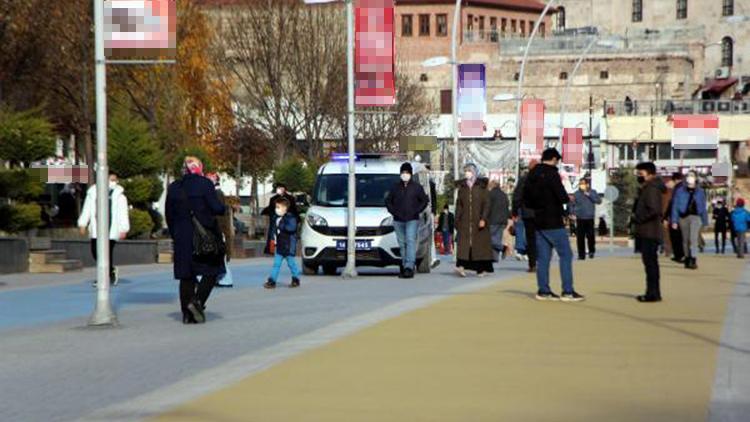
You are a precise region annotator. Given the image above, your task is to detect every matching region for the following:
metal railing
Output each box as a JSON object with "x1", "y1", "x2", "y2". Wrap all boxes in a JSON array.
[
  {"x1": 463, "y1": 29, "x2": 539, "y2": 43},
  {"x1": 604, "y1": 99, "x2": 750, "y2": 116}
]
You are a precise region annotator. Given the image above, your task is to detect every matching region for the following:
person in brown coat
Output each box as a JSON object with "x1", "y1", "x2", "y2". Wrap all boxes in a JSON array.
[{"x1": 454, "y1": 163, "x2": 493, "y2": 277}]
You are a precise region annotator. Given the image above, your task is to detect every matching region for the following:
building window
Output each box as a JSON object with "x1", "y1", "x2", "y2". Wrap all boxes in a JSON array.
[
  {"x1": 513, "y1": 72, "x2": 520, "y2": 81},
  {"x1": 559, "y1": 72, "x2": 568, "y2": 80},
  {"x1": 501, "y1": 18, "x2": 507, "y2": 35},
  {"x1": 467, "y1": 14, "x2": 474, "y2": 31},
  {"x1": 419, "y1": 14, "x2": 430, "y2": 36},
  {"x1": 600, "y1": 70, "x2": 609, "y2": 79},
  {"x1": 440, "y1": 90, "x2": 452, "y2": 114},
  {"x1": 676, "y1": 0, "x2": 687, "y2": 19},
  {"x1": 511, "y1": 19, "x2": 516, "y2": 34},
  {"x1": 540, "y1": 22, "x2": 545, "y2": 37},
  {"x1": 479, "y1": 16, "x2": 485, "y2": 38},
  {"x1": 402, "y1": 14, "x2": 413, "y2": 37},
  {"x1": 520, "y1": 20, "x2": 526, "y2": 37},
  {"x1": 436, "y1": 14, "x2": 448, "y2": 36},
  {"x1": 557, "y1": 7, "x2": 566, "y2": 31},
  {"x1": 723, "y1": 0, "x2": 734, "y2": 16},
  {"x1": 632, "y1": 0, "x2": 643, "y2": 22},
  {"x1": 722, "y1": 36, "x2": 734, "y2": 67},
  {"x1": 490, "y1": 17, "x2": 498, "y2": 41},
  {"x1": 420, "y1": 73, "x2": 428, "y2": 82}
]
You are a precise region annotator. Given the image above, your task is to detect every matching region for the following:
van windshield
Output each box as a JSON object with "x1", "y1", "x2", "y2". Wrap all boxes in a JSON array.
[{"x1": 313, "y1": 174, "x2": 401, "y2": 207}]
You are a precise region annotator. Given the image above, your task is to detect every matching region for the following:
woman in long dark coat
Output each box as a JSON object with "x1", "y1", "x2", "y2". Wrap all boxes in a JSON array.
[
  {"x1": 454, "y1": 163, "x2": 494, "y2": 277},
  {"x1": 165, "y1": 157, "x2": 226, "y2": 324}
]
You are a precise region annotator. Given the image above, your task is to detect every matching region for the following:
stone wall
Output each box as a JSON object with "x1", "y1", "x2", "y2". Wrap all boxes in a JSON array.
[{"x1": 0, "y1": 238, "x2": 29, "y2": 274}]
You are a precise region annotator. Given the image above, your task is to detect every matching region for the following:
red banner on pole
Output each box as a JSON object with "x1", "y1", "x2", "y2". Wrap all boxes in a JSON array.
[
  {"x1": 562, "y1": 127, "x2": 584, "y2": 169},
  {"x1": 355, "y1": 0, "x2": 396, "y2": 107},
  {"x1": 520, "y1": 99, "x2": 544, "y2": 158}
]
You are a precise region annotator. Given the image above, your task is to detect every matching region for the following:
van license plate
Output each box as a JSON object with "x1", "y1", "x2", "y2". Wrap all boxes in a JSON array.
[{"x1": 336, "y1": 239, "x2": 372, "y2": 251}]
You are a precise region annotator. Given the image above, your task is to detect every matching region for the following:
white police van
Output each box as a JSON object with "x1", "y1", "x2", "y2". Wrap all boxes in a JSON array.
[{"x1": 301, "y1": 154, "x2": 434, "y2": 275}]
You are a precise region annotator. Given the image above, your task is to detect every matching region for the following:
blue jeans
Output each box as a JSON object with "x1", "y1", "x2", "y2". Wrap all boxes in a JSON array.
[
  {"x1": 270, "y1": 253, "x2": 301, "y2": 281},
  {"x1": 535, "y1": 228, "x2": 574, "y2": 294},
  {"x1": 393, "y1": 220, "x2": 418, "y2": 270},
  {"x1": 442, "y1": 230, "x2": 452, "y2": 254},
  {"x1": 514, "y1": 219, "x2": 527, "y2": 253}
]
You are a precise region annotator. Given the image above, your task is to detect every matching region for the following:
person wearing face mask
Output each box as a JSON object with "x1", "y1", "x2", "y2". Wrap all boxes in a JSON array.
[
  {"x1": 670, "y1": 171, "x2": 708, "y2": 269},
  {"x1": 262, "y1": 183, "x2": 298, "y2": 255},
  {"x1": 78, "y1": 172, "x2": 130, "y2": 286},
  {"x1": 523, "y1": 148, "x2": 584, "y2": 302},
  {"x1": 454, "y1": 163, "x2": 493, "y2": 277},
  {"x1": 264, "y1": 197, "x2": 301, "y2": 288},
  {"x1": 437, "y1": 204, "x2": 455, "y2": 255},
  {"x1": 571, "y1": 178, "x2": 602, "y2": 260},
  {"x1": 664, "y1": 173, "x2": 685, "y2": 262},
  {"x1": 712, "y1": 199, "x2": 730, "y2": 254},
  {"x1": 632, "y1": 162, "x2": 666, "y2": 302},
  {"x1": 385, "y1": 162, "x2": 429, "y2": 278}
]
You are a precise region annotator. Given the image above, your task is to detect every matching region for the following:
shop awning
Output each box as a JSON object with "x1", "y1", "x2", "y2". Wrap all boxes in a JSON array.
[{"x1": 699, "y1": 77, "x2": 738, "y2": 95}]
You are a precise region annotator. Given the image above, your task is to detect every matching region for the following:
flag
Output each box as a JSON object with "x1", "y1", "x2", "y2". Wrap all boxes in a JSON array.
[
  {"x1": 457, "y1": 64, "x2": 487, "y2": 137},
  {"x1": 521, "y1": 99, "x2": 545, "y2": 154},
  {"x1": 355, "y1": 0, "x2": 395, "y2": 106},
  {"x1": 671, "y1": 115, "x2": 719, "y2": 150},
  {"x1": 562, "y1": 128, "x2": 584, "y2": 169}
]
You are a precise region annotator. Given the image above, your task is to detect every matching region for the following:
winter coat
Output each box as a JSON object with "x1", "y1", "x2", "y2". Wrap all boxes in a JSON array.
[
  {"x1": 385, "y1": 180, "x2": 429, "y2": 222},
  {"x1": 455, "y1": 178, "x2": 493, "y2": 261},
  {"x1": 522, "y1": 163, "x2": 570, "y2": 231},
  {"x1": 215, "y1": 189, "x2": 234, "y2": 259},
  {"x1": 77, "y1": 184, "x2": 130, "y2": 240},
  {"x1": 262, "y1": 192, "x2": 298, "y2": 254},
  {"x1": 670, "y1": 184, "x2": 708, "y2": 226},
  {"x1": 512, "y1": 174, "x2": 535, "y2": 220},
  {"x1": 438, "y1": 211, "x2": 455, "y2": 233},
  {"x1": 633, "y1": 178, "x2": 666, "y2": 240},
  {"x1": 713, "y1": 207, "x2": 730, "y2": 231},
  {"x1": 487, "y1": 187, "x2": 510, "y2": 226},
  {"x1": 731, "y1": 207, "x2": 750, "y2": 233},
  {"x1": 274, "y1": 213, "x2": 298, "y2": 257},
  {"x1": 571, "y1": 189, "x2": 602, "y2": 220},
  {"x1": 165, "y1": 174, "x2": 226, "y2": 280}
]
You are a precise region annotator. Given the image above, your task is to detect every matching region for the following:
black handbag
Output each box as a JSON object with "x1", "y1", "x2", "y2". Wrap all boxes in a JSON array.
[{"x1": 180, "y1": 183, "x2": 225, "y2": 260}]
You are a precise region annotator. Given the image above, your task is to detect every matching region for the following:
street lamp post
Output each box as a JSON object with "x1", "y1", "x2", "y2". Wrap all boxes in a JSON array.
[{"x1": 515, "y1": 0, "x2": 557, "y2": 180}]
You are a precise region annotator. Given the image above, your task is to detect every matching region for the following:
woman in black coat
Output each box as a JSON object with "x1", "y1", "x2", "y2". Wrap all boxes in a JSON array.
[{"x1": 165, "y1": 157, "x2": 226, "y2": 324}]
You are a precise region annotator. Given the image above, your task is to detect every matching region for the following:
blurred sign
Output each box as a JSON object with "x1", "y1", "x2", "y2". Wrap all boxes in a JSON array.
[
  {"x1": 104, "y1": 0, "x2": 176, "y2": 58},
  {"x1": 457, "y1": 64, "x2": 487, "y2": 137},
  {"x1": 562, "y1": 128, "x2": 584, "y2": 169},
  {"x1": 355, "y1": 0, "x2": 395, "y2": 106},
  {"x1": 671, "y1": 115, "x2": 719, "y2": 150},
  {"x1": 400, "y1": 136, "x2": 437, "y2": 152},
  {"x1": 520, "y1": 99, "x2": 544, "y2": 155}
]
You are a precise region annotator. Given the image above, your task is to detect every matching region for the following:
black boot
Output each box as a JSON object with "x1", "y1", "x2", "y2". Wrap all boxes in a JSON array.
[
  {"x1": 264, "y1": 277, "x2": 277, "y2": 289},
  {"x1": 290, "y1": 277, "x2": 300, "y2": 288},
  {"x1": 689, "y1": 257, "x2": 698, "y2": 269}
]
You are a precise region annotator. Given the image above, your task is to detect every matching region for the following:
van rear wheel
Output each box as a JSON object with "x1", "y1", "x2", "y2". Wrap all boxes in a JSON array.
[{"x1": 322, "y1": 264, "x2": 338, "y2": 276}]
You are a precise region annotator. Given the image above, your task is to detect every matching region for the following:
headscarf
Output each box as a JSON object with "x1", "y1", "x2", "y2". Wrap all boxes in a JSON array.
[
  {"x1": 463, "y1": 163, "x2": 478, "y2": 189},
  {"x1": 183, "y1": 156, "x2": 204, "y2": 176}
]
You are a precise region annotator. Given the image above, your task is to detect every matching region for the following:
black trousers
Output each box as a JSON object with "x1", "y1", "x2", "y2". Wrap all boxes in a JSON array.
[
  {"x1": 669, "y1": 226, "x2": 684, "y2": 260},
  {"x1": 179, "y1": 275, "x2": 217, "y2": 319},
  {"x1": 715, "y1": 227, "x2": 727, "y2": 254},
  {"x1": 90, "y1": 239, "x2": 116, "y2": 276},
  {"x1": 576, "y1": 219, "x2": 596, "y2": 258},
  {"x1": 640, "y1": 237, "x2": 661, "y2": 298},
  {"x1": 523, "y1": 218, "x2": 537, "y2": 269}
]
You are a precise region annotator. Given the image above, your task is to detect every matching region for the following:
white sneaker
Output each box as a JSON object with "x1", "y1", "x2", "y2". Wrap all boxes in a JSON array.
[
  {"x1": 514, "y1": 253, "x2": 523, "y2": 261},
  {"x1": 454, "y1": 266, "x2": 467, "y2": 277}
]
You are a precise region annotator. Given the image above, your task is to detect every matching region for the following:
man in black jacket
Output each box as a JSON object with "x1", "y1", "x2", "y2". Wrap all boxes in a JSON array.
[
  {"x1": 523, "y1": 148, "x2": 584, "y2": 302},
  {"x1": 633, "y1": 162, "x2": 665, "y2": 302},
  {"x1": 386, "y1": 162, "x2": 429, "y2": 278},
  {"x1": 512, "y1": 160, "x2": 538, "y2": 272}
]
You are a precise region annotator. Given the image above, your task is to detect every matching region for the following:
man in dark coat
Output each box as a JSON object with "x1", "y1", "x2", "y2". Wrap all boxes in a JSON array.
[
  {"x1": 455, "y1": 163, "x2": 493, "y2": 277},
  {"x1": 385, "y1": 162, "x2": 429, "y2": 278},
  {"x1": 713, "y1": 198, "x2": 730, "y2": 254},
  {"x1": 512, "y1": 160, "x2": 538, "y2": 272},
  {"x1": 633, "y1": 162, "x2": 665, "y2": 302},
  {"x1": 524, "y1": 148, "x2": 583, "y2": 302},
  {"x1": 262, "y1": 183, "x2": 298, "y2": 255},
  {"x1": 166, "y1": 157, "x2": 226, "y2": 324},
  {"x1": 488, "y1": 180, "x2": 510, "y2": 262}
]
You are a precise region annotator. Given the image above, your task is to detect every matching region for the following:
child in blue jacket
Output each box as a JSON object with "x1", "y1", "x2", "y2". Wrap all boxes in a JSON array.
[
  {"x1": 731, "y1": 198, "x2": 750, "y2": 259},
  {"x1": 264, "y1": 197, "x2": 301, "y2": 288}
]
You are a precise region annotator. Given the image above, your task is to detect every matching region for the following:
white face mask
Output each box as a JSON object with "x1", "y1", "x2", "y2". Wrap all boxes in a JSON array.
[
  {"x1": 276, "y1": 188, "x2": 284, "y2": 195},
  {"x1": 686, "y1": 176, "x2": 697, "y2": 186},
  {"x1": 400, "y1": 173, "x2": 411, "y2": 182},
  {"x1": 109, "y1": 180, "x2": 116, "y2": 189},
  {"x1": 275, "y1": 207, "x2": 286, "y2": 216}
]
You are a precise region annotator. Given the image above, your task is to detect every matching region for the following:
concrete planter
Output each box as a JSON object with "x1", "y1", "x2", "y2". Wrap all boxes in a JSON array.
[
  {"x1": 0, "y1": 237, "x2": 29, "y2": 274},
  {"x1": 51, "y1": 239, "x2": 159, "y2": 267}
]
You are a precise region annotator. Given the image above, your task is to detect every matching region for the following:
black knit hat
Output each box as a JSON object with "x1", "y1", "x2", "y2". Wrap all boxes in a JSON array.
[{"x1": 400, "y1": 162, "x2": 413, "y2": 175}]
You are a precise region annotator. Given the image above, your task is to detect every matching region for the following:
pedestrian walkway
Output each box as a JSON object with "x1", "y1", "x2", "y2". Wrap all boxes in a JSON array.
[{"x1": 154, "y1": 255, "x2": 748, "y2": 422}]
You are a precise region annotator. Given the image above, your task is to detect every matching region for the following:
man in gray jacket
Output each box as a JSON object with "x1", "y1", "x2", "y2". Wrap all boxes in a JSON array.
[{"x1": 571, "y1": 178, "x2": 601, "y2": 260}]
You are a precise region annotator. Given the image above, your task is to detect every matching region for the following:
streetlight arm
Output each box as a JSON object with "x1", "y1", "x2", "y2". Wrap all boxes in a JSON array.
[{"x1": 558, "y1": 36, "x2": 598, "y2": 147}]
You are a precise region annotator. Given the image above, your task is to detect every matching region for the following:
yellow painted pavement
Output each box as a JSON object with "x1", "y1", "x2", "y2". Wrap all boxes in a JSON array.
[{"x1": 156, "y1": 255, "x2": 745, "y2": 422}]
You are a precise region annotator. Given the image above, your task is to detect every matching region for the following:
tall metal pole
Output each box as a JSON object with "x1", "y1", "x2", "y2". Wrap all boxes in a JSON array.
[
  {"x1": 450, "y1": 0, "x2": 461, "y2": 180},
  {"x1": 557, "y1": 35, "x2": 597, "y2": 147},
  {"x1": 342, "y1": 0, "x2": 358, "y2": 278},
  {"x1": 515, "y1": 0, "x2": 556, "y2": 179},
  {"x1": 89, "y1": 0, "x2": 117, "y2": 326}
]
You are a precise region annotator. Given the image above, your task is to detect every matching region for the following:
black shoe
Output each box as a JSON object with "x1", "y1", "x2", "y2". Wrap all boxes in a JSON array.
[
  {"x1": 636, "y1": 295, "x2": 662, "y2": 303},
  {"x1": 264, "y1": 278, "x2": 277, "y2": 289},
  {"x1": 535, "y1": 291, "x2": 561, "y2": 301},
  {"x1": 687, "y1": 257, "x2": 698, "y2": 270},
  {"x1": 290, "y1": 277, "x2": 301, "y2": 288},
  {"x1": 671, "y1": 257, "x2": 685, "y2": 263},
  {"x1": 527, "y1": 266, "x2": 537, "y2": 273},
  {"x1": 215, "y1": 283, "x2": 233, "y2": 288},
  {"x1": 187, "y1": 300, "x2": 206, "y2": 323},
  {"x1": 578, "y1": 256, "x2": 586, "y2": 260},
  {"x1": 561, "y1": 291, "x2": 585, "y2": 302},
  {"x1": 403, "y1": 268, "x2": 415, "y2": 279},
  {"x1": 182, "y1": 315, "x2": 198, "y2": 324},
  {"x1": 589, "y1": 253, "x2": 595, "y2": 259}
]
